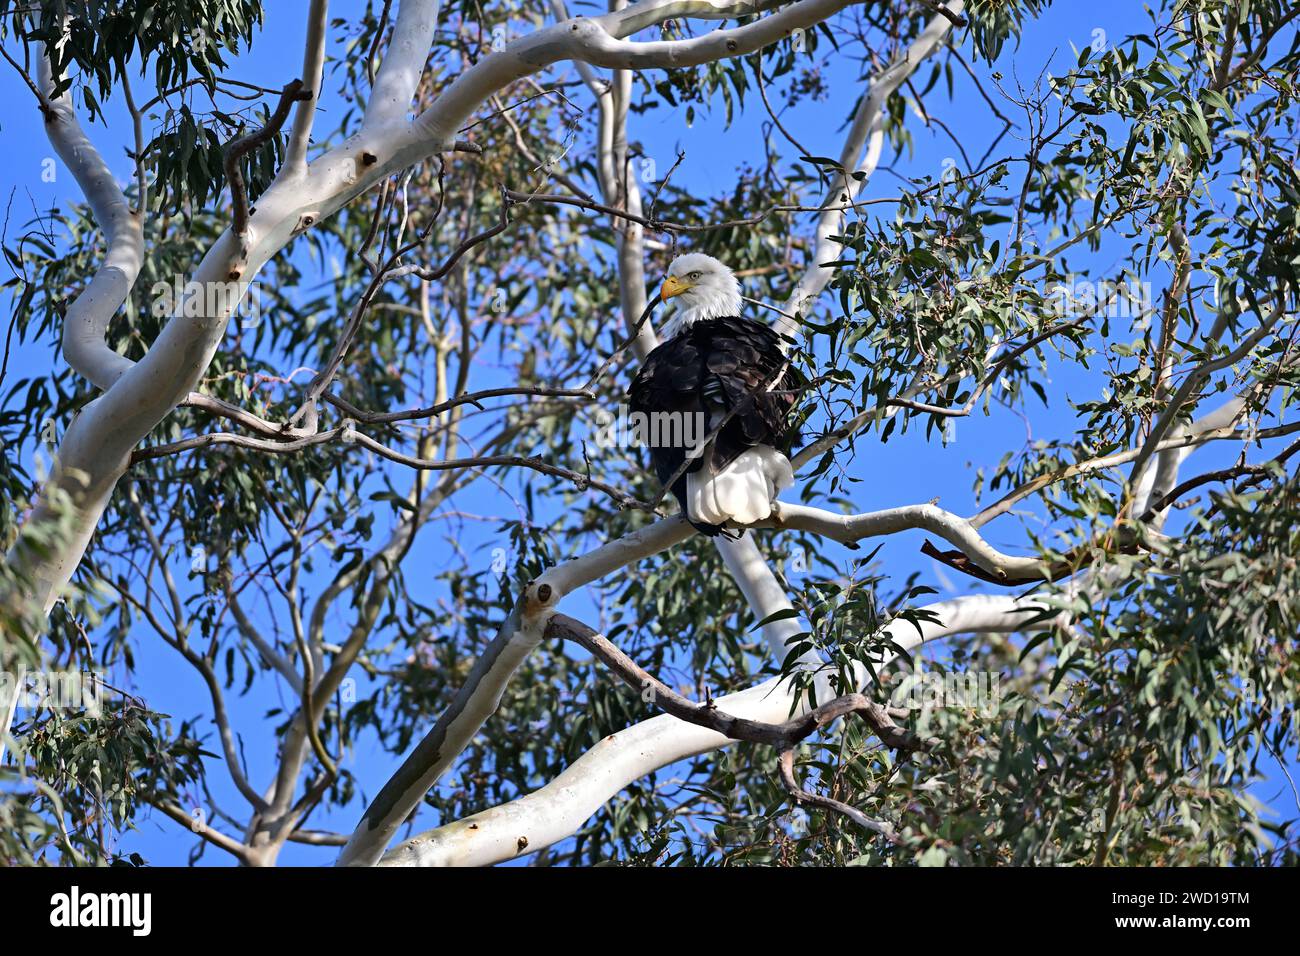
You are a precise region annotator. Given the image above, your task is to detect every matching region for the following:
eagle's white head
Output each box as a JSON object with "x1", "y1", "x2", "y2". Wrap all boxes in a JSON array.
[{"x1": 659, "y1": 252, "x2": 742, "y2": 338}]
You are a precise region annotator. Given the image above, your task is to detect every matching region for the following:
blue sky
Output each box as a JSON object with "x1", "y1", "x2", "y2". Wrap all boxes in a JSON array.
[{"x1": 2, "y1": 1, "x2": 1296, "y2": 864}]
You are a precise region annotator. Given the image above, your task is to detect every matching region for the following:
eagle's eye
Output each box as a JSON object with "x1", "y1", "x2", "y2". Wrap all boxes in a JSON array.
[{"x1": 688, "y1": 271, "x2": 702, "y2": 280}]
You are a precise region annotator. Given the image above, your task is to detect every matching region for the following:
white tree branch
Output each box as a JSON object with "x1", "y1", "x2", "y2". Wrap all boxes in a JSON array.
[
  {"x1": 781, "y1": 0, "x2": 964, "y2": 331},
  {"x1": 364, "y1": 0, "x2": 441, "y2": 128},
  {"x1": 336, "y1": 517, "x2": 694, "y2": 866},
  {"x1": 550, "y1": 0, "x2": 659, "y2": 361},
  {"x1": 716, "y1": 534, "x2": 813, "y2": 661},
  {"x1": 378, "y1": 593, "x2": 1039, "y2": 866},
  {"x1": 1129, "y1": 298, "x2": 1287, "y2": 511},
  {"x1": 763, "y1": 499, "x2": 1049, "y2": 580},
  {"x1": 408, "y1": 0, "x2": 875, "y2": 146},
  {"x1": 285, "y1": 0, "x2": 331, "y2": 174},
  {"x1": 37, "y1": 28, "x2": 144, "y2": 391}
]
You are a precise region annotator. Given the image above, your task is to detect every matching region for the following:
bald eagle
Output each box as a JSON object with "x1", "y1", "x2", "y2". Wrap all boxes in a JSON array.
[{"x1": 628, "y1": 253, "x2": 804, "y2": 537}]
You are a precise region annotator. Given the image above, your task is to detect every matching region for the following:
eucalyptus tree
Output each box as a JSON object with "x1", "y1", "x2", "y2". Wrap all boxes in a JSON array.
[{"x1": 0, "y1": 0, "x2": 1297, "y2": 867}]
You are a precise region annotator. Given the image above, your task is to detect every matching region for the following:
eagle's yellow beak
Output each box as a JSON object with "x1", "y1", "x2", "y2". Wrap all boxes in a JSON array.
[{"x1": 661, "y1": 274, "x2": 691, "y2": 300}]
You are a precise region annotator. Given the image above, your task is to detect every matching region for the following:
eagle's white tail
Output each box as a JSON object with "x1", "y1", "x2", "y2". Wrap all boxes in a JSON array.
[{"x1": 687, "y1": 445, "x2": 793, "y2": 526}]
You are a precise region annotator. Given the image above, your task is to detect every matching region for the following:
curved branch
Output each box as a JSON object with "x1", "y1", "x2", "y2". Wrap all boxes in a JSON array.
[
  {"x1": 763, "y1": 499, "x2": 1049, "y2": 580},
  {"x1": 336, "y1": 517, "x2": 695, "y2": 866},
  {"x1": 149, "y1": 799, "x2": 254, "y2": 863},
  {"x1": 224, "y1": 79, "x2": 309, "y2": 236},
  {"x1": 552, "y1": 613, "x2": 929, "y2": 752},
  {"x1": 551, "y1": 612, "x2": 929, "y2": 836},
  {"x1": 36, "y1": 26, "x2": 144, "y2": 391},
  {"x1": 378, "y1": 594, "x2": 1040, "y2": 866},
  {"x1": 1126, "y1": 298, "x2": 1285, "y2": 503},
  {"x1": 782, "y1": 1, "x2": 965, "y2": 330},
  {"x1": 410, "y1": 0, "x2": 880, "y2": 145}
]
